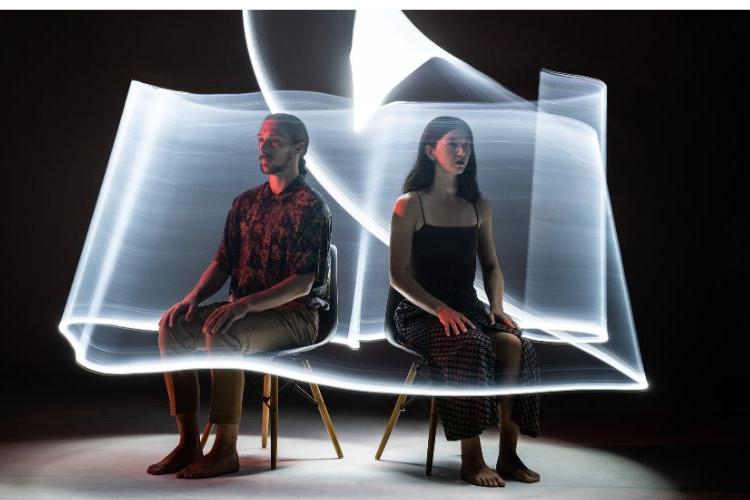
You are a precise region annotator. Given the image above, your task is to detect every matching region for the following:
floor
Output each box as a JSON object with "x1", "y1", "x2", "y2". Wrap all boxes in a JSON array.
[{"x1": 0, "y1": 377, "x2": 747, "y2": 499}]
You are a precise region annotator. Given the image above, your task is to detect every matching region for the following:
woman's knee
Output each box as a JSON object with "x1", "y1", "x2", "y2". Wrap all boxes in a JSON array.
[{"x1": 491, "y1": 332, "x2": 522, "y2": 358}]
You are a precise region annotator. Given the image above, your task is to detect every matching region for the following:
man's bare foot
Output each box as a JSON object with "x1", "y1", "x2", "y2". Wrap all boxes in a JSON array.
[
  {"x1": 147, "y1": 442, "x2": 203, "y2": 475},
  {"x1": 177, "y1": 448, "x2": 239, "y2": 479},
  {"x1": 496, "y1": 453, "x2": 540, "y2": 483},
  {"x1": 460, "y1": 459, "x2": 505, "y2": 487}
]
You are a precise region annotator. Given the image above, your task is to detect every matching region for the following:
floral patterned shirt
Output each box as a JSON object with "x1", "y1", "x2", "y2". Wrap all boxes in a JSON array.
[{"x1": 214, "y1": 175, "x2": 332, "y2": 310}]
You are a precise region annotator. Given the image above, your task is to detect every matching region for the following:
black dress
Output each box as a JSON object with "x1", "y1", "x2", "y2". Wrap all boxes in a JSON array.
[{"x1": 393, "y1": 192, "x2": 540, "y2": 441}]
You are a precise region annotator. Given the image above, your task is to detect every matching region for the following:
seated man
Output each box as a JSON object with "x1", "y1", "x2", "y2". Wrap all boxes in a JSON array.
[{"x1": 147, "y1": 113, "x2": 332, "y2": 479}]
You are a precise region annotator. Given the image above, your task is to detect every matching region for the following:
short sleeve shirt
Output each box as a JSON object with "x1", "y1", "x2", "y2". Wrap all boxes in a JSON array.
[{"x1": 214, "y1": 175, "x2": 332, "y2": 310}]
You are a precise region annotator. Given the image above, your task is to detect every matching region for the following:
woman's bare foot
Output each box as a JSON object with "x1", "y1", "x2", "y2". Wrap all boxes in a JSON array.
[
  {"x1": 147, "y1": 442, "x2": 203, "y2": 475},
  {"x1": 460, "y1": 459, "x2": 506, "y2": 487},
  {"x1": 496, "y1": 453, "x2": 540, "y2": 483},
  {"x1": 177, "y1": 447, "x2": 240, "y2": 479}
]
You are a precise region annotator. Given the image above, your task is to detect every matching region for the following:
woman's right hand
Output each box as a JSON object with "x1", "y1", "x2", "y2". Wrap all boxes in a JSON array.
[
  {"x1": 159, "y1": 296, "x2": 199, "y2": 328},
  {"x1": 436, "y1": 304, "x2": 476, "y2": 336}
]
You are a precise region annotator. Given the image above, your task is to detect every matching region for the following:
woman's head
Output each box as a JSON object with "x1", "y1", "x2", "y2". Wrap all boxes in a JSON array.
[{"x1": 402, "y1": 116, "x2": 480, "y2": 202}]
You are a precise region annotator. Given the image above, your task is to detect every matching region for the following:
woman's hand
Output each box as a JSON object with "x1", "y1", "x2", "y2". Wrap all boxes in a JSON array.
[
  {"x1": 159, "y1": 296, "x2": 199, "y2": 328},
  {"x1": 488, "y1": 308, "x2": 519, "y2": 330},
  {"x1": 202, "y1": 301, "x2": 249, "y2": 336},
  {"x1": 436, "y1": 304, "x2": 476, "y2": 336}
]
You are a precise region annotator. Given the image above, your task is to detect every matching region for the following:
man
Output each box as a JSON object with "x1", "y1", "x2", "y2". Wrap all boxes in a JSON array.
[{"x1": 147, "y1": 113, "x2": 332, "y2": 479}]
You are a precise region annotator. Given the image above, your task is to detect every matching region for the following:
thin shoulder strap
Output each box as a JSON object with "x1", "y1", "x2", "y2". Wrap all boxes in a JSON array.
[
  {"x1": 416, "y1": 192, "x2": 427, "y2": 226},
  {"x1": 473, "y1": 200, "x2": 480, "y2": 226}
]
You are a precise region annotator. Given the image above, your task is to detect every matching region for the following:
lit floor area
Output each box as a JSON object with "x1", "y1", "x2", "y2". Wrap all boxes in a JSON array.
[{"x1": 0, "y1": 377, "x2": 747, "y2": 499}]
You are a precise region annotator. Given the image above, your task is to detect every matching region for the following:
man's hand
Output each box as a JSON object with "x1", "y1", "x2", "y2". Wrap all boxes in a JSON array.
[
  {"x1": 202, "y1": 301, "x2": 250, "y2": 336},
  {"x1": 160, "y1": 296, "x2": 199, "y2": 328},
  {"x1": 488, "y1": 307, "x2": 519, "y2": 330}
]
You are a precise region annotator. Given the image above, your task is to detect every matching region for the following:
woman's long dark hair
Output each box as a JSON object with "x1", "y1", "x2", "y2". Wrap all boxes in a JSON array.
[
  {"x1": 264, "y1": 113, "x2": 309, "y2": 176},
  {"x1": 402, "y1": 116, "x2": 480, "y2": 203}
]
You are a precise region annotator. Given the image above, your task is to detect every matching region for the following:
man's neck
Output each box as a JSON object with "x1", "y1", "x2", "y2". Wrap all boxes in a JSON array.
[{"x1": 268, "y1": 166, "x2": 300, "y2": 195}]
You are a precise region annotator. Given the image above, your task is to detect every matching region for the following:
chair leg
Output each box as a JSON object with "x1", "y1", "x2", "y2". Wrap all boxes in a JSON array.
[
  {"x1": 375, "y1": 361, "x2": 420, "y2": 460},
  {"x1": 303, "y1": 360, "x2": 343, "y2": 458},
  {"x1": 200, "y1": 421, "x2": 214, "y2": 450},
  {"x1": 261, "y1": 373, "x2": 271, "y2": 449},
  {"x1": 270, "y1": 375, "x2": 279, "y2": 469},
  {"x1": 425, "y1": 396, "x2": 438, "y2": 476}
]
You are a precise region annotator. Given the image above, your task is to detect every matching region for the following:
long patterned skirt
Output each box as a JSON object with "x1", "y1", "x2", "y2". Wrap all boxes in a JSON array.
[{"x1": 394, "y1": 287, "x2": 540, "y2": 441}]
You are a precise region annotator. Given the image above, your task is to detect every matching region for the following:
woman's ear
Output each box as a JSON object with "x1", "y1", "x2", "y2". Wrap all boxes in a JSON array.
[{"x1": 424, "y1": 144, "x2": 435, "y2": 161}]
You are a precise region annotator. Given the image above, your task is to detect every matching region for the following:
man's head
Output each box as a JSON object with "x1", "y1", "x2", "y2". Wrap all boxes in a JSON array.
[{"x1": 257, "y1": 113, "x2": 309, "y2": 176}]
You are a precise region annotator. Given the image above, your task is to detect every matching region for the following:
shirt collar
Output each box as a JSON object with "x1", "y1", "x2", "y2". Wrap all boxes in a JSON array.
[{"x1": 262, "y1": 174, "x2": 306, "y2": 199}]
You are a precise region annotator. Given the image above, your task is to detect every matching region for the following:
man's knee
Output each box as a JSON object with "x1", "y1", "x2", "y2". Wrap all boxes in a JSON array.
[{"x1": 158, "y1": 318, "x2": 203, "y2": 356}]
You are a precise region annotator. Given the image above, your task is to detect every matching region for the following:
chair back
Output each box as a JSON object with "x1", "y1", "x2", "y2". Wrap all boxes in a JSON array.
[
  {"x1": 384, "y1": 286, "x2": 403, "y2": 344},
  {"x1": 384, "y1": 285, "x2": 423, "y2": 357},
  {"x1": 316, "y1": 244, "x2": 338, "y2": 344}
]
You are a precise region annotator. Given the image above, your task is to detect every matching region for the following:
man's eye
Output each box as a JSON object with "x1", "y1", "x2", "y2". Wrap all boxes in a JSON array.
[{"x1": 271, "y1": 139, "x2": 281, "y2": 148}]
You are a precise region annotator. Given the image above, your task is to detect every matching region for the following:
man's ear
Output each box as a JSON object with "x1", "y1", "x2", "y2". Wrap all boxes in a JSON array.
[{"x1": 296, "y1": 142, "x2": 308, "y2": 156}]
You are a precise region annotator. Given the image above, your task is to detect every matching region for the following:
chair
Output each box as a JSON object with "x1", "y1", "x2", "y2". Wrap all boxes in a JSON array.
[
  {"x1": 374, "y1": 286, "x2": 439, "y2": 476},
  {"x1": 201, "y1": 245, "x2": 343, "y2": 469}
]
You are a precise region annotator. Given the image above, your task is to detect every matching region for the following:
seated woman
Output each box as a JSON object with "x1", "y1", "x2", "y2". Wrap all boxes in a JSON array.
[{"x1": 389, "y1": 116, "x2": 541, "y2": 487}]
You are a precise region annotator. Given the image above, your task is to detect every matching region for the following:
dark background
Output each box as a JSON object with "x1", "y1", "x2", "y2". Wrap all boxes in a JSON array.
[{"x1": 3, "y1": 11, "x2": 748, "y2": 448}]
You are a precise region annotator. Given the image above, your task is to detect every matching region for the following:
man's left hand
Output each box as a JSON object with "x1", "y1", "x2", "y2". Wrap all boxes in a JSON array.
[{"x1": 202, "y1": 301, "x2": 250, "y2": 336}]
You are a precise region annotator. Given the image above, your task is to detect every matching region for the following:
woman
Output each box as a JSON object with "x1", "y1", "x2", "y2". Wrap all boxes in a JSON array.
[{"x1": 389, "y1": 116, "x2": 541, "y2": 487}]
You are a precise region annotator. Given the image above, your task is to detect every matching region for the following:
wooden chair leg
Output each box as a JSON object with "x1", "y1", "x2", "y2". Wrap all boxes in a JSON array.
[
  {"x1": 425, "y1": 396, "x2": 438, "y2": 476},
  {"x1": 270, "y1": 375, "x2": 279, "y2": 469},
  {"x1": 303, "y1": 360, "x2": 343, "y2": 458},
  {"x1": 261, "y1": 373, "x2": 271, "y2": 448},
  {"x1": 200, "y1": 421, "x2": 214, "y2": 450},
  {"x1": 375, "y1": 361, "x2": 419, "y2": 460}
]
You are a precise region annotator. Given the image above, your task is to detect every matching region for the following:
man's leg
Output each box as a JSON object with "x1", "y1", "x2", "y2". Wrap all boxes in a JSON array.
[
  {"x1": 176, "y1": 302, "x2": 317, "y2": 479},
  {"x1": 147, "y1": 303, "x2": 223, "y2": 475}
]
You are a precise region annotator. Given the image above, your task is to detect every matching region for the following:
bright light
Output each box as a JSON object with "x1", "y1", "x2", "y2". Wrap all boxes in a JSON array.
[{"x1": 57, "y1": 11, "x2": 647, "y2": 396}]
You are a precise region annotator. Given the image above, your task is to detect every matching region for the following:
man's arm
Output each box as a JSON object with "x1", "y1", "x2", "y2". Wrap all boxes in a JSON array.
[
  {"x1": 185, "y1": 260, "x2": 230, "y2": 304},
  {"x1": 236, "y1": 272, "x2": 315, "y2": 313}
]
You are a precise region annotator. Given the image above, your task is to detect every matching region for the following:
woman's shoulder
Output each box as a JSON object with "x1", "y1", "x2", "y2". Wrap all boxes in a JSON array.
[
  {"x1": 475, "y1": 196, "x2": 492, "y2": 225},
  {"x1": 475, "y1": 195, "x2": 491, "y2": 210},
  {"x1": 392, "y1": 192, "x2": 422, "y2": 223},
  {"x1": 394, "y1": 191, "x2": 422, "y2": 209}
]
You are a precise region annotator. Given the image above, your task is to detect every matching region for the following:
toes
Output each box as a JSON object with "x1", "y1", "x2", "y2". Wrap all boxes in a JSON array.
[
  {"x1": 521, "y1": 467, "x2": 540, "y2": 482},
  {"x1": 517, "y1": 469, "x2": 536, "y2": 483}
]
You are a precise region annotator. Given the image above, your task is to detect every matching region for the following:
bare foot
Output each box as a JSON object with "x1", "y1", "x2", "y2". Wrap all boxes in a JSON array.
[
  {"x1": 147, "y1": 442, "x2": 203, "y2": 475},
  {"x1": 177, "y1": 448, "x2": 239, "y2": 479},
  {"x1": 496, "y1": 454, "x2": 540, "y2": 483},
  {"x1": 460, "y1": 459, "x2": 505, "y2": 487}
]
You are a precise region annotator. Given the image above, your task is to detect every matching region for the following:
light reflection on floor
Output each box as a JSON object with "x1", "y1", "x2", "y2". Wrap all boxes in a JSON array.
[{"x1": 0, "y1": 415, "x2": 676, "y2": 499}]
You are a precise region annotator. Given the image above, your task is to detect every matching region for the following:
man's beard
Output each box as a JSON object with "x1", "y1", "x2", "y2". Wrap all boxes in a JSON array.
[{"x1": 259, "y1": 150, "x2": 295, "y2": 175}]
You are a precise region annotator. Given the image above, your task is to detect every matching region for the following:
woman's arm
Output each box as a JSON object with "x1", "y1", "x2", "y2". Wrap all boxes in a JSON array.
[
  {"x1": 477, "y1": 197, "x2": 518, "y2": 328},
  {"x1": 389, "y1": 193, "x2": 474, "y2": 335}
]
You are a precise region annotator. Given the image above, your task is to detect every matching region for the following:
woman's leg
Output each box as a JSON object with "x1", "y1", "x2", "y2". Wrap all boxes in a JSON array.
[
  {"x1": 460, "y1": 435, "x2": 505, "y2": 487},
  {"x1": 491, "y1": 332, "x2": 540, "y2": 482}
]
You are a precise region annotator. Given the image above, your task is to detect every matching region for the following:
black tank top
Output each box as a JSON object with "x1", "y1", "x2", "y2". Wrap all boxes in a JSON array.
[{"x1": 412, "y1": 192, "x2": 479, "y2": 296}]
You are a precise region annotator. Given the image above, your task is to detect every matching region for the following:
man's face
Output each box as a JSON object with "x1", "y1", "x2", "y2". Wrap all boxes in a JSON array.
[{"x1": 257, "y1": 119, "x2": 299, "y2": 175}]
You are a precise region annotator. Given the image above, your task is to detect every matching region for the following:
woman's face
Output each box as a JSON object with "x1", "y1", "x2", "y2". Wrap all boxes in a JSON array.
[{"x1": 425, "y1": 129, "x2": 472, "y2": 176}]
